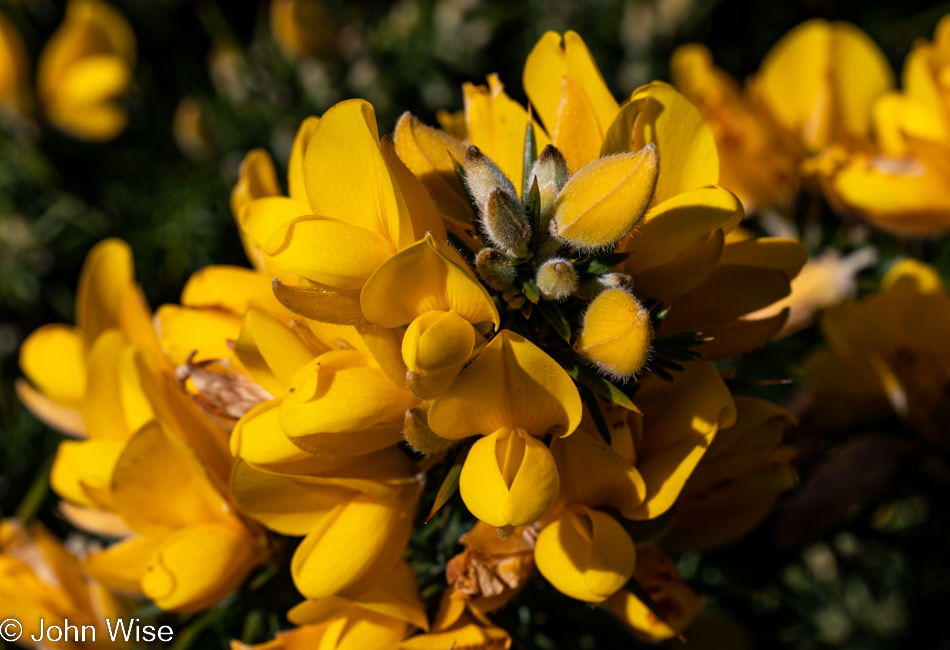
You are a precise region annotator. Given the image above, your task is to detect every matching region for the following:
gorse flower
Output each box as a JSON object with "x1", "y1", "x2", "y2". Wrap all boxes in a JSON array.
[{"x1": 37, "y1": 0, "x2": 136, "y2": 141}]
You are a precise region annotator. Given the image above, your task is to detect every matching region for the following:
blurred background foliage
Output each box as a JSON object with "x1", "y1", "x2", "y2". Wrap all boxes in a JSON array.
[{"x1": 2, "y1": 0, "x2": 950, "y2": 648}]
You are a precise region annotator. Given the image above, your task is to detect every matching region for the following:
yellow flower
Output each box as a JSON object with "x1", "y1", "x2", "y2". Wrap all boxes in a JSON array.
[
  {"x1": 232, "y1": 560, "x2": 427, "y2": 650},
  {"x1": 662, "y1": 398, "x2": 797, "y2": 552},
  {"x1": 0, "y1": 519, "x2": 130, "y2": 650},
  {"x1": 670, "y1": 44, "x2": 801, "y2": 212},
  {"x1": 37, "y1": 0, "x2": 136, "y2": 141},
  {"x1": 270, "y1": 0, "x2": 334, "y2": 61},
  {"x1": 230, "y1": 453, "x2": 422, "y2": 599},
  {"x1": 18, "y1": 239, "x2": 159, "y2": 438},
  {"x1": 753, "y1": 19, "x2": 893, "y2": 152},
  {"x1": 428, "y1": 330, "x2": 582, "y2": 527},
  {"x1": 812, "y1": 16, "x2": 950, "y2": 234},
  {"x1": 805, "y1": 259, "x2": 950, "y2": 440},
  {"x1": 0, "y1": 12, "x2": 31, "y2": 120},
  {"x1": 84, "y1": 421, "x2": 265, "y2": 612},
  {"x1": 603, "y1": 546, "x2": 704, "y2": 642}
]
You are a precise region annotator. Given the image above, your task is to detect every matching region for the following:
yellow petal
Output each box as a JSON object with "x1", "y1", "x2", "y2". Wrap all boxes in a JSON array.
[
  {"x1": 59, "y1": 501, "x2": 134, "y2": 538},
  {"x1": 51, "y1": 438, "x2": 126, "y2": 509},
  {"x1": 459, "y1": 427, "x2": 559, "y2": 527},
  {"x1": 393, "y1": 112, "x2": 471, "y2": 223},
  {"x1": 402, "y1": 310, "x2": 476, "y2": 375},
  {"x1": 155, "y1": 304, "x2": 243, "y2": 366},
  {"x1": 181, "y1": 265, "x2": 295, "y2": 323},
  {"x1": 757, "y1": 19, "x2": 832, "y2": 150},
  {"x1": 379, "y1": 135, "x2": 447, "y2": 242},
  {"x1": 552, "y1": 146, "x2": 658, "y2": 250},
  {"x1": 281, "y1": 353, "x2": 414, "y2": 455},
  {"x1": 631, "y1": 229, "x2": 725, "y2": 299},
  {"x1": 551, "y1": 430, "x2": 645, "y2": 517},
  {"x1": 234, "y1": 308, "x2": 315, "y2": 396},
  {"x1": 303, "y1": 99, "x2": 415, "y2": 251},
  {"x1": 232, "y1": 149, "x2": 282, "y2": 226},
  {"x1": 622, "y1": 186, "x2": 742, "y2": 276},
  {"x1": 265, "y1": 216, "x2": 397, "y2": 290},
  {"x1": 535, "y1": 506, "x2": 634, "y2": 603},
  {"x1": 601, "y1": 82, "x2": 719, "y2": 205},
  {"x1": 143, "y1": 523, "x2": 262, "y2": 612},
  {"x1": 428, "y1": 330, "x2": 582, "y2": 439},
  {"x1": 18, "y1": 324, "x2": 86, "y2": 409},
  {"x1": 76, "y1": 238, "x2": 138, "y2": 351},
  {"x1": 14, "y1": 379, "x2": 86, "y2": 438},
  {"x1": 576, "y1": 288, "x2": 653, "y2": 379},
  {"x1": 552, "y1": 75, "x2": 605, "y2": 172},
  {"x1": 110, "y1": 421, "x2": 233, "y2": 537},
  {"x1": 830, "y1": 22, "x2": 895, "y2": 139},
  {"x1": 56, "y1": 54, "x2": 130, "y2": 108},
  {"x1": 231, "y1": 399, "x2": 312, "y2": 469},
  {"x1": 292, "y1": 482, "x2": 421, "y2": 599},
  {"x1": 628, "y1": 361, "x2": 736, "y2": 519},
  {"x1": 288, "y1": 116, "x2": 320, "y2": 203},
  {"x1": 361, "y1": 234, "x2": 499, "y2": 329},
  {"x1": 84, "y1": 535, "x2": 157, "y2": 595}
]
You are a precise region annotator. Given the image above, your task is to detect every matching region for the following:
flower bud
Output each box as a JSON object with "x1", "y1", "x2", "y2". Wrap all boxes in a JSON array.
[
  {"x1": 476, "y1": 248, "x2": 517, "y2": 291},
  {"x1": 483, "y1": 187, "x2": 531, "y2": 253},
  {"x1": 576, "y1": 272, "x2": 634, "y2": 300},
  {"x1": 404, "y1": 405, "x2": 458, "y2": 455},
  {"x1": 552, "y1": 144, "x2": 658, "y2": 251},
  {"x1": 577, "y1": 288, "x2": 652, "y2": 379},
  {"x1": 536, "y1": 257, "x2": 579, "y2": 301},
  {"x1": 464, "y1": 145, "x2": 518, "y2": 211},
  {"x1": 528, "y1": 145, "x2": 569, "y2": 192},
  {"x1": 402, "y1": 310, "x2": 476, "y2": 398}
]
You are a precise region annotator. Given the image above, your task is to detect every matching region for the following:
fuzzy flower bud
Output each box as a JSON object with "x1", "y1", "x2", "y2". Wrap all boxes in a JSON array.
[
  {"x1": 464, "y1": 145, "x2": 518, "y2": 212},
  {"x1": 483, "y1": 187, "x2": 531, "y2": 253},
  {"x1": 576, "y1": 288, "x2": 653, "y2": 379},
  {"x1": 536, "y1": 257, "x2": 579, "y2": 301},
  {"x1": 404, "y1": 405, "x2": 458, "y2": 455},
  {"x1": 476, "y1": 248, "x2": 517, "y2": 291},
  {"x1": 552, "y1": 144, "x2": 658, "y2": 251},
  {"x1": 528, "y1": 145, "x2": 569, "y2": 192}
]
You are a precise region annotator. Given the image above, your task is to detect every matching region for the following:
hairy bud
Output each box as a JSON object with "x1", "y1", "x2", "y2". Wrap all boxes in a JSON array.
[
  {"x1": 576, "y1": 288, "x2": 653, "y2": 379},
  {"x1": 483, "y1": 187, "x2": 531, "y2": 254},
  {"x1": 528, "y1": 145, "x2": 569, "y2": 192},
  {"x1": 404, "y1": 406, "x2": 458, "y2": 455},
  {"x1": 476, "y1": 248, "x2": 518, "y2": 291},
  {"x1": 464, "y1": 145, "x2": 518, "y2": 211},
  {"x1": 536, "y1": 258, "x2": 579, "y2": 301}
]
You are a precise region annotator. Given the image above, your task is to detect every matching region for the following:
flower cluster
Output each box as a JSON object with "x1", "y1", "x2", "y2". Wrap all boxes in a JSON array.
[{"x1": 12, "y1": 3, "x2": 950, "y2": 648}]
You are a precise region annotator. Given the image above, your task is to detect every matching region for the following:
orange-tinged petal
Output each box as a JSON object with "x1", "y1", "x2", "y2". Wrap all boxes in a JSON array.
[{"x1": 428, "y1": 330, "x2": 582, "y2": 439}]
